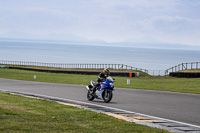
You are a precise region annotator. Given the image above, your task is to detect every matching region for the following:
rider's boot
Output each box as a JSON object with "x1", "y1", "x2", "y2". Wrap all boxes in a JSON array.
[
  {"x1": 86, "y1": 86, "x2": 90, "y2": 91},
  {"x1": 91, "y1": 86, "x2": 96, "y2": 94}
]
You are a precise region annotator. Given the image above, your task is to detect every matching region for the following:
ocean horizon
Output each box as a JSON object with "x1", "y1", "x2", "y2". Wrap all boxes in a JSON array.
[{"x1": 1, "y1": 40, "x2": 200, "y2": 75}]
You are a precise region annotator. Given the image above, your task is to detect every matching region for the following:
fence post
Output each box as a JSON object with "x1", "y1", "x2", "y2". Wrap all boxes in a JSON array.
[
  {"x1": 183, "y1": 63, "x2": 185, "y2": 70},
  {"x1": 165, "y1": 70, "x2": 168, "y2": 76}
]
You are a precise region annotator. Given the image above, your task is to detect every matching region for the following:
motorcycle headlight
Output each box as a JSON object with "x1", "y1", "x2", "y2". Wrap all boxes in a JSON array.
[{"x1": 109, "y1": 83, "x2": 114, "y2": 87}]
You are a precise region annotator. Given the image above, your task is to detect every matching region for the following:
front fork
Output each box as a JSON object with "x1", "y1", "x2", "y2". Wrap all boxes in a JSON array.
[{"x1": 105, "y1": 89, "x2": 108, "y2": 97}]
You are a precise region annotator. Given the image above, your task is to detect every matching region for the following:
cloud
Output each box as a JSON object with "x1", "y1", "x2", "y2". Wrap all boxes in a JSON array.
[
  {"x1": 0, "y1": 0, "x2": 200, "y2": 45},
  {"x1": 138, "y1": 15, "x2": 200, "y2": 31}
]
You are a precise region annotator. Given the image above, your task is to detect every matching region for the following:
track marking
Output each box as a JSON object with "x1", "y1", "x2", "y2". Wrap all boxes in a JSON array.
[{"x1": 1, "y1": 89, "x2": 200, "y2": 130}]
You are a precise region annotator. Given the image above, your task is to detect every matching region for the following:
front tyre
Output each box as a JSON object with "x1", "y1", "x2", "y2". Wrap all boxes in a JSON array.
[
  {"x1": 87, "y1": 90, "x2": 95, "y2": 101},
  {"x1": 102, "y1": 90, "x2": 113, "y2": 103}
]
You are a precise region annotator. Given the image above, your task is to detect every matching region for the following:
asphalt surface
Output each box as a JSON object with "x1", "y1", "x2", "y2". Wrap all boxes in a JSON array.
[{"x1": 0, "y1": 78, "x2": 200, "y2": 126}]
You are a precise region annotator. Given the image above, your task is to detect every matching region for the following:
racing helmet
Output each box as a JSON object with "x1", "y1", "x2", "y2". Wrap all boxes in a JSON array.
[{"x1": 103, "y1": 68, "x2": 110, "y2": 76}]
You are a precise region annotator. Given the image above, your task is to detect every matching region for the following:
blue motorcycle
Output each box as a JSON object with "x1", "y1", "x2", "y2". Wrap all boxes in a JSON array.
[{"x1": 86, "y1": 77, "x2": 115, "y2": 103}]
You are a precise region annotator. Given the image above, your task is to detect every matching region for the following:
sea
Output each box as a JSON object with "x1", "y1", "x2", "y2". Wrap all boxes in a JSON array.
[{"x1": 0, "y1": 40, "x2": 200, "y2": 75}]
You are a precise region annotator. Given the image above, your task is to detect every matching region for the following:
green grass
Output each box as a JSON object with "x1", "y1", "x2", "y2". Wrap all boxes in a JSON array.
[
  {"x1": 180, "y1": 69, "x2": 200, "y2": 72},
  {"x1": 115, "y1": 76, "x2": 200, "y2": 94},
  {"x1": 0, "y1": 92, "x2": 168, "y2": 132},
  {"x1": 0, "y1": 69, "x2": 200, "y2": 94}
]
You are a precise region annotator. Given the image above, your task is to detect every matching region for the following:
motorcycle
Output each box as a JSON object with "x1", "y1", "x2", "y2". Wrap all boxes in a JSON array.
[{"x1": 86, "y1": 77, "x2": 115, "y2": 103}]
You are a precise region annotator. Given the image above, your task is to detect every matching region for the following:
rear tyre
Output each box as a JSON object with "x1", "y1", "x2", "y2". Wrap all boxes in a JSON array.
[
  {"x1": 87, "y1": 90, "x2": 95, "y2": 101},
  {"x1": 102, "y1": 90, "x2": 113, "y2": 103}
]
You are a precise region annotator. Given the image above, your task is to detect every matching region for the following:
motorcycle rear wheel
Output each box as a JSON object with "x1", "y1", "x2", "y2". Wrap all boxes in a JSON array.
[
  {"x1": 102, "y1": 91, "x2": 113, "y2": 103},
  {"x1": 87, "y1": 90, "x2": 95, "y2": 101}
]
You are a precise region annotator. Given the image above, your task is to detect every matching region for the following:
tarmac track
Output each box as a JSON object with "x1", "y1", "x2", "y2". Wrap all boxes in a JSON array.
[{"x1": 0, "y1": 78, "x2": 200, "y2": 127}]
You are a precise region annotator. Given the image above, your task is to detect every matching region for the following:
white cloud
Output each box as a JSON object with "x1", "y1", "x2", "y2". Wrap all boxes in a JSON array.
[{"x1": 0, "y1": 0, "x2": 200, "y2": 45}]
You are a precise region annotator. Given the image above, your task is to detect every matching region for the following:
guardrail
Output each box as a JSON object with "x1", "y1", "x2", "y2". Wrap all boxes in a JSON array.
[
  {"x1": 8, "y1": 66, "x2": 139, "y2": 77},
  {"x1": 3, "y1": 60, "x2": 199, "y2": 76},
  {"x1": 0, "y1": 60, "x2": 148, "y2": 74},
  {"x1": 165, "y1": 62, "x2": 200, "y2": 75}
]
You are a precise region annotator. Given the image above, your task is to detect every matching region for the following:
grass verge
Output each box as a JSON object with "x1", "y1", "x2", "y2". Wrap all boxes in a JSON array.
[
  {"x1": 0, "y1": 92, "x2": 168, "y2": 132},
  {"x1": 0, "y1": 69, "x2": 200, "y2": 94},
  {"x1": 180, "y1": 69, "x2": 200, "y2": 72}
]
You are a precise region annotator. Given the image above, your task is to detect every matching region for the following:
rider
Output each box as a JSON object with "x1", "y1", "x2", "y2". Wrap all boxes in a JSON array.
[{"x1": 92, "y1": 68, "x2": 110, "y2": 93}]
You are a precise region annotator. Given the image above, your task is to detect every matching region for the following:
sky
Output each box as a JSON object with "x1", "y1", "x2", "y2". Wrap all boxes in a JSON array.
[{"x1": 0, "y1": 0, "x2": 200, "y2": 46}]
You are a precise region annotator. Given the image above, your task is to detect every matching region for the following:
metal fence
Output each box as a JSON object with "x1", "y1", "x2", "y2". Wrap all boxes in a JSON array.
[
  {"x1": 0, "y1": 60, "x2": 148, "y2": 73},
  {"x1": 2, "y1": 60, "x2": 199, "y2": 76},
  {"x1": 165, "y1": 62, "x2": 200, "y2": 75}
]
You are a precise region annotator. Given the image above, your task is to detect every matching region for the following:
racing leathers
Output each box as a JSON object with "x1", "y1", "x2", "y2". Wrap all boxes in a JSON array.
[{"x1": 92, "y1": 72, "x2": 108, "y2": 93}]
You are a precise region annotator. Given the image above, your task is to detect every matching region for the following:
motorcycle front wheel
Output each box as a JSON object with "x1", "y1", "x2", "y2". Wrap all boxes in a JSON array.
[
  {"x1": 102, "y1": 90, "x2": 113, "y2": 103},
  {"x1": 87, "y1": 90, "x2": 95, "y2": 101}
]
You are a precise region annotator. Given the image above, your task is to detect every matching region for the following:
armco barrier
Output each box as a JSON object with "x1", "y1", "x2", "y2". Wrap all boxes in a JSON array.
[
  {"x1": 0, "y1": 60, "x2": 148, "y2": 73},
  {"x1": 8, "y1": 67, "x2": 139, "y2": 77},
  {"x1": 170, "y1": 72, "x2": 200, "y2": 78}
]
